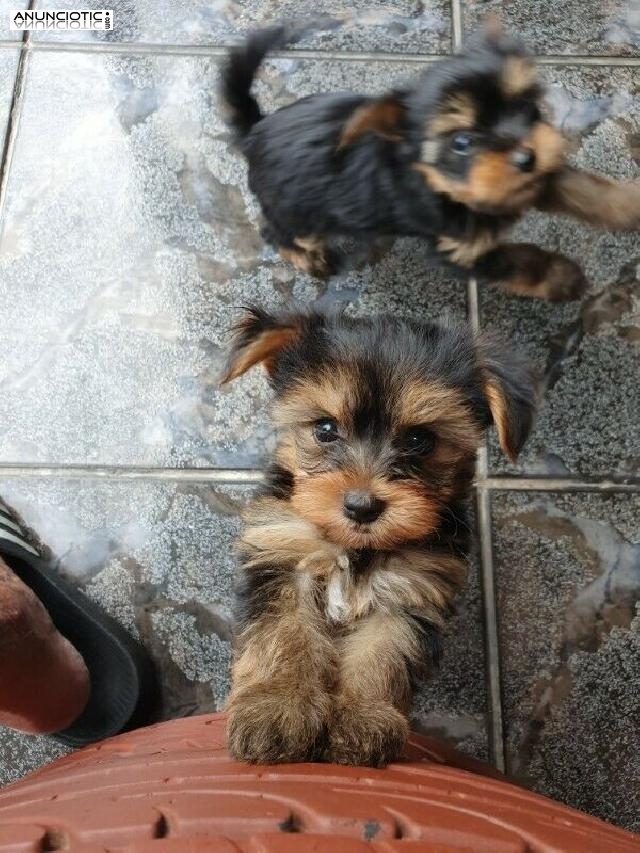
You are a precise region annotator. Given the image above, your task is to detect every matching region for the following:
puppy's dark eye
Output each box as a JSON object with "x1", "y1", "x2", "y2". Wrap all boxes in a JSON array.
[
  {"x1": 399, "y1": 426, "x2": 436, "y2": 456},
  {"x1": 451, "y1": 132, "x2": 473, "y2": 155},
  {"x1": 314, "y1": 418, "x2": 340, "y2": 443}
]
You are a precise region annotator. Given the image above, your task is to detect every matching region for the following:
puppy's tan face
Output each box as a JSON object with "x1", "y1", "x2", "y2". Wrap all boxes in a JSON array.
[
  {"x1": 273, "y1": 367, "x2": 481, "y2": 551},
  {"x1": 222, "y1": 308, "x2": 537, "y2": 553},
  {"x1": 414, "y1": 55, "x2": 565, "y2": 215}
]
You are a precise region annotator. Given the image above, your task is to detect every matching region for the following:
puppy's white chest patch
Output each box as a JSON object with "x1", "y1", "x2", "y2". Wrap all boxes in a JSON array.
[
  {"x1": 324, "y1": 554, "x2": 382, "y2": 624},
  {"x1": 326, "y1": 569, "x2": 351, "y2": 623},
  {"x1": 323, "y1": 558, "x2": 418, "y2": 624}
]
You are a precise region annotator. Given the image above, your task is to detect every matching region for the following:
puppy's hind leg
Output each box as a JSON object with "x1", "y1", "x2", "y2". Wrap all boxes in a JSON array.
[{"x1": 472, "y1": 243, "x2": 586, "y2": 302}]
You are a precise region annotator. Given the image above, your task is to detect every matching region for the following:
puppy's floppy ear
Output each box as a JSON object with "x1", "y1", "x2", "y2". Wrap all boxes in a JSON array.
[
  {"x1": 338, "y1": 94, "x2": 405, "y2": 149},
  {"x1": 220, "y1": 306, "x2": 303, "y2": 385},
  {"x1": 476, "y1": 334, "x2": 538, "y2": 462}
]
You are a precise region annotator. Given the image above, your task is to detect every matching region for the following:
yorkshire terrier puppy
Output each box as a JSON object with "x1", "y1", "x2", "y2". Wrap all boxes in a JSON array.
[
  {"x1": 221, "y1": 306, "x2": 536, "y2": 767},
  {"x1": 221, "y1": 24, "x2": 640, "y2": 301}
]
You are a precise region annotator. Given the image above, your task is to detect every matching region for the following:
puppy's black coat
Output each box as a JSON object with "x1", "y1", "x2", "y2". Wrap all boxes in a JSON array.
[
  {"x1": 223, "y1": 29, "x2": 495, "y2": 242},
  {"x1": 221, "y1": 25, "x2": 640, "y2": 299}
]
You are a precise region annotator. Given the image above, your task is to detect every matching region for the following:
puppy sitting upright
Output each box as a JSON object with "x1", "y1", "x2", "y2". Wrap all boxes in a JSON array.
[
  {"x1": 221, "y1": 307, "x2": 536, "y2": 767},
  {"x1": 221, "y1": 25, "x2": 640, "y2": 300}
]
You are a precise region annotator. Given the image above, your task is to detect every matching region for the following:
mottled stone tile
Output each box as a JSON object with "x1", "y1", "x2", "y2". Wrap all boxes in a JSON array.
[
  {"x1": 463, "y1": 0, "x2": 640, "y2": 56},
  {"x1": 412, "y1": 541, "x2": 489, "y2": 760},
  {"x1": 0, "y1": 730, "x2": 68, "y2": 787},
  {"x1": 492, "y1": 491, "x2": 640, "y2": 831},
  {"x1": 0, "y1": 51, "x2": 462, "y2": 468},
  {"x1": 482, "y1": 66, "x2": 640, "y2": 478},
  {"x1": 0, "y1": 476, "x2": 486, "y2": 783},
  {"x1": 31, "y1": 1, "x2": 451, "y2": 53}
]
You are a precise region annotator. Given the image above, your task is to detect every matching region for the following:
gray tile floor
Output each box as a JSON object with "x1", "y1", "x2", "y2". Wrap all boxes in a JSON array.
[{"x1": 0, "y1": 0, "x2": 638, "y2": 834}]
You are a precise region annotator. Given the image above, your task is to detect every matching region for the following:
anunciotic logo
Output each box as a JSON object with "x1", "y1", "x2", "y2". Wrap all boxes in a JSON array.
[{"x1": 10, "y1": 10, "x2": 113, "y2": 30}]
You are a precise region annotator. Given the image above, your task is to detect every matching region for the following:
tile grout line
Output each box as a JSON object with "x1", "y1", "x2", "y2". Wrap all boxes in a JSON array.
[
  {"x1": 0, "y1": 28, "x2": 31, "y2": 222},
  {"x1": 468, "y1": 272, "x2": 506, "y2": 771},
  {"x1": 476, "y1": 486, "x2": 505, "y2": 772},
  {"x1": 0, "y1": 466, "x2": 266, "y2": 483},
  {"x1": 533, "y1": 55, "x2": 640, "y2": 66},
  {"x1": 0, "y1": 39, "x2": 639, "y2": 66},
  {"x1": 0, "y1": 465, "x2": 637, "y2": 490},
  {"x1": 450, "y1": 0, "x2": 464, "y2": 49},
  {"x1": 457, "y1": 0, "x2": 504, "y2": 765},
  {"x1": 483, "y1": 476, "x2": 640, "y2": 492},
  {"x1": 0, "y1": 40, "x2": 448, "y2": 61},
  {"x1": 467, "y1": 274, "x2": 488, "y2": 486}
]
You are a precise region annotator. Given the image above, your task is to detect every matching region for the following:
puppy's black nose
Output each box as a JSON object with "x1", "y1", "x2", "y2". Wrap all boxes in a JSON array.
[
  {"x1": 343, "y1": 490, "x2": 386, "y2": 524},
  {"x1": 511, "y1": 148, "x2": 536, "y2": 172}
]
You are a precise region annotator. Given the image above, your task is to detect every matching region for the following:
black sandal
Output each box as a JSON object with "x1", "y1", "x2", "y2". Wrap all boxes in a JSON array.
[{"x1": 0, "y1": 498, "x2": 158, "y2": 747}]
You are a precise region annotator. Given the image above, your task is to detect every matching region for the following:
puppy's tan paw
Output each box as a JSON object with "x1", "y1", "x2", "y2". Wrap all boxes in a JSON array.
[
  {"x1": 227, "y1": 682, "x2": 330, "y2": 764},
  {"x1": 279, "y1": 236, "x2": 336, "y2": 279},
  {"x1": 492, "y1": 246, "x2": 587, "y2": 302},
  {"x1": 325, "y1": 699, "x2": 409, "y2": 768},
  {"x1": 537, "y1": 253, "x2": 587, "y2": 302}
]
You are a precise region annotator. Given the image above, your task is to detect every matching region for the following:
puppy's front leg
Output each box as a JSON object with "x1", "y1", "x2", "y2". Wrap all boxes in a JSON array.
[
  {"x1": 278, "y1": 236, "x2": 337, "y2": 279},
  {"x1": 326, "y1": 611, "x2": 433, "y2": 768},
  {"x1": 227, "y1": 580, "x2": 336, "y2": 764},
  {"x1": 437, "y1": 233, "x2": 585, "y2": 302},
  {"x1": 537, "y1": 166, "x2": 640, "y2": 230}
]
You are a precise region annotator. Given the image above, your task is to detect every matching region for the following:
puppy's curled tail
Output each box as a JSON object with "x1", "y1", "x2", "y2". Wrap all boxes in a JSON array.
[{"x1": 221, "y1": 25, "x2": 290, "y2": 140}]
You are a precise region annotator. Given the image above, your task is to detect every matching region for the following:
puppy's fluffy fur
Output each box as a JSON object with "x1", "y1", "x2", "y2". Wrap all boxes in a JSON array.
[
  {"x1": 221, "y1": 307, "x2": 537, "y2": 767},
  {"x1": 221, "y1": 25, "x2": 640, "y2": 300}
]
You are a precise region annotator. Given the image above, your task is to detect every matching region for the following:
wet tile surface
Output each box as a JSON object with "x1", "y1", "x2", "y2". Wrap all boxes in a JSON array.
[
  {"x1": 492, "y1": 491, "x2": 640, "y2": 832},
  {"x1": 31, "y1": 1, "x2": 451, "y2": 52},
  {"x1": 463, "y1": 0, "x2": 640, "y2": 56},
  {"x1": 0, "y1": 476, "x2": 487, "y2": 783},
  {"x1": 0, "y1": 51, "x2": 463, "y2": 469},
  {"x1": 483, "y1": 66, "x2": 640, "y2": 478},
  {"x1": 0, "y1": 2, "x2": 28, "y2": 41},
  {"x1": 0, "y1": 50, "x2": 18, "y2": 131}
]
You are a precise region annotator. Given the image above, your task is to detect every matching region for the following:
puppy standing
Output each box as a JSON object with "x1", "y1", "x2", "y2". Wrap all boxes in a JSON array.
[
  {"x1": 221, "y1": 307, "x2": 536, "y2": 766},
  {"x1": 221, "y1": 25, "x2": 640, "y2": 300}
]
